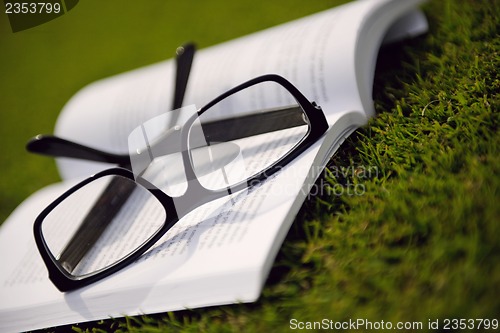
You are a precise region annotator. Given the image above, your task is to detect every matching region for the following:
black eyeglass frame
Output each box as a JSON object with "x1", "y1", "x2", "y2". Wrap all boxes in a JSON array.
[{"x1": 33, "y1": 74, "x2": 328, "y2": 291}]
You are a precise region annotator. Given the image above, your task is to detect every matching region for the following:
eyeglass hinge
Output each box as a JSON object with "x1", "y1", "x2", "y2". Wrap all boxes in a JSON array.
[{"x1": 312, "y1": 101, "x2": 322, "y2": 111}]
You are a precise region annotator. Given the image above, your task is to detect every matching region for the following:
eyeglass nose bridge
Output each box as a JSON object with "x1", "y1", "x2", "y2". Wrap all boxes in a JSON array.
[
  {"x1": 164, "y1": 141, "x2": 242, "y2": 217},
  {"x1": 129, "y1": 106, "x2": 245, "y2": 211},
  {"x1": 128, "y1": 105, "x2": 198, "y2": 180}
]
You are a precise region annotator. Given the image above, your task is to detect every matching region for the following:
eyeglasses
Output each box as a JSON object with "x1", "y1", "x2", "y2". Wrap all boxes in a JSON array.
[{"x1": 28, "y1": 44, "x2": 328, "y2": 291}]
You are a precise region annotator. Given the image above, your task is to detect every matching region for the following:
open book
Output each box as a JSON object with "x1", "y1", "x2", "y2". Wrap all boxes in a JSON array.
[{"x1": 0, "y1": 0, "x2": 428, "y2": 331}]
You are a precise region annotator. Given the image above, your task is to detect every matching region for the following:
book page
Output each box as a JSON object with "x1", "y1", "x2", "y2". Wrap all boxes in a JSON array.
[
  {"x1": 54, "y1": 0, "x2": 367, "y2": 180},
  {"x1": 0, "y1": 128, "x2": 324, "y2": 332},
  {"x1": 55, "y1": 0, "x2": 426, "y2": 181},
  {"x1": 0, "y1": 0, "x2": 427, "y2": 332}
]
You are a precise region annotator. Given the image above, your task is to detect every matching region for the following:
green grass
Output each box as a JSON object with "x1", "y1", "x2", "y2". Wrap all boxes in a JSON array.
[{"x1": 1, "y1": 0, "x2": 498, "y2": 332}]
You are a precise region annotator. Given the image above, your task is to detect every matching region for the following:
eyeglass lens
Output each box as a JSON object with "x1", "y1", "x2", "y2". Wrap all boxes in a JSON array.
[
  {"x1": 41, "y1": 175, "x2": 166, "y2": 276},
  {"x1": 190, "y1": 81, "x2": 309, "y2": 191}
]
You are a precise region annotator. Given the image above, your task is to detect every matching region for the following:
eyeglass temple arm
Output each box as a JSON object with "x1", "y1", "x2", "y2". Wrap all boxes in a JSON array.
[
  {"x1": 172, "y1": 43, "x2": 195, "y2": 110},
  {"x1": 26, "y1": 43, "x2": 197, "y2": 167},
  {"x1": 200, "y1": 105, "x2": 306, "y2": 143},
  {"x1": 56, "y1": 176, "x2": 136, "y2": 273},
  {"x1": 26, "y1": 134, "x2": 131, "y2": 167},
  {"x1": 27, "y1": 104, "x2": 307, "y2": 167}
]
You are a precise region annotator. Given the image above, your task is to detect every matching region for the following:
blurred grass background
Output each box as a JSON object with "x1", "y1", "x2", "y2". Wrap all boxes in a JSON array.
[{"x1": 0, "y1": 0, "x2": 498, "y2": 332}]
